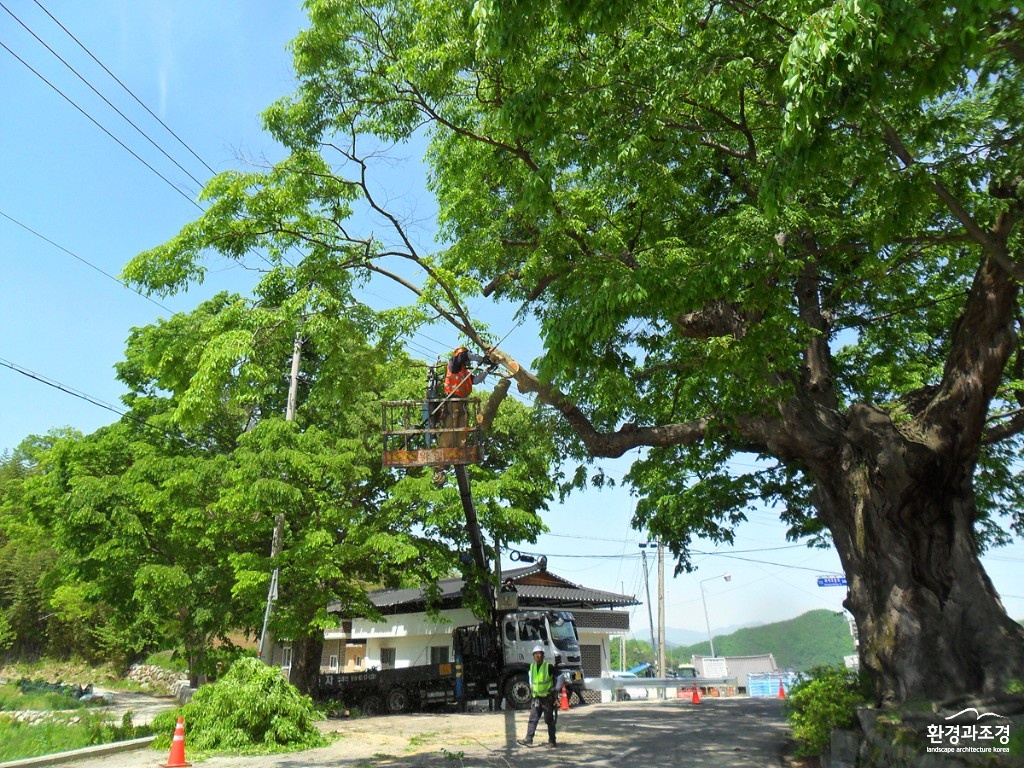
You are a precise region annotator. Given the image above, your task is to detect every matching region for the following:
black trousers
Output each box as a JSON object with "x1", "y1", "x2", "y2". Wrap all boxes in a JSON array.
[{"x1": 524, "y1": 693, "x2": 556, "y2": 744}]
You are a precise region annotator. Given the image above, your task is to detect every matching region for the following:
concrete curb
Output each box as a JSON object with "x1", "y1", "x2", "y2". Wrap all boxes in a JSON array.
[{"x1": 0, "y1": 736, "x2": 156, "y2": 768}]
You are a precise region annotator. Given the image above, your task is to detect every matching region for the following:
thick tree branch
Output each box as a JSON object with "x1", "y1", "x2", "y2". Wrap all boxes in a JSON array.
[
  {"x1": 673, "y1": 299, "x2": 760, "y2": 339},
  {"x1": 982, "y1": 408, "x2": 1024, "y2": 444},
  {"x1": 881, "y1": 122, "x2": 1024, "y2": 280},
  {"x1": 924, "y1": 256, "x2": 1020, "y2": 453},
  {"x1": 794, "y1": 236, "x2": 838, "y2": 409},
  {"x1": 477, "y1": 347, "x2": 800, "y2": 458},
  {"x1": 478, "y1": 377, "x2": 511, "y2": 431}
]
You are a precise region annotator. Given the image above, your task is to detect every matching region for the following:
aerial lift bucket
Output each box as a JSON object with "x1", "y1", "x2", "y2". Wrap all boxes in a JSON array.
[{"x1": 381, "y1": 398, "x2": 483, "y2": 469}]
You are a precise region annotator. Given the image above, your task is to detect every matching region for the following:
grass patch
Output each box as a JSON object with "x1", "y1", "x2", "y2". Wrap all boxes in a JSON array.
[
  {"x1": 0, "y1": 682, "x2": 87, "y2": 712},
  {"x1": 407, "y1": 731, "x2": 438, "y2": 749},
  {"x1": 0, "y1": 658, "x2": 126, "y2": 690},
  {"x1": 0, "y1": 711, "x2": 151, "y2": 762},
  {"x1": 142, "y1": 650, "x2": 188, "y2": 673}
]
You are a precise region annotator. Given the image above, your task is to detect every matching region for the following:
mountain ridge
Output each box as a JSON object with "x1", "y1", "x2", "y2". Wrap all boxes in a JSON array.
[{"x1": 664, "y1": 609, "x2": 856, "y2": 671}]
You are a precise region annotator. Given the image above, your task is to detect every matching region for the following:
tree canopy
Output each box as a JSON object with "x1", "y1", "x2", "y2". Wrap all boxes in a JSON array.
[
  {"x1": 123, "y1": 0, "x2": 1024, "y2": 704},
  {"x1": 1, "y1": 279, "x2": 557, "y2": 687}
]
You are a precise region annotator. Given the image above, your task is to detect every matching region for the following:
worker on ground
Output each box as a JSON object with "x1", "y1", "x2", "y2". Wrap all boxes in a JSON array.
[
  {"x1": 517, "y1": 644, "x2": 560, "y2": 749},
  {"x1": 434, "y1": 345, "x2": 493, "y2": 485}
]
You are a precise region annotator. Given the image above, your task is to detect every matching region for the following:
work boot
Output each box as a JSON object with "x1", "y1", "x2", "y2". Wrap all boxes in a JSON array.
[
  {"x1": 516, "y1": 739, "x2": 532, "y2": 747},
  {"x1": 547, "y1": 741, "x2": 557, "y2": 748}
]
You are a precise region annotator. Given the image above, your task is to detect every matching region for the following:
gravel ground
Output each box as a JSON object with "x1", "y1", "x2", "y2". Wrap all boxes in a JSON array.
[{"x1": 41, "y1": 696, "x2": 792, "y2": 768}]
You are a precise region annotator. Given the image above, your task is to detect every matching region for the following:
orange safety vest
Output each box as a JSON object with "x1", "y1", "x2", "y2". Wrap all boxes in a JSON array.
[{"x1": 445, "y1": 348, "x2": 473, "y2": 397}]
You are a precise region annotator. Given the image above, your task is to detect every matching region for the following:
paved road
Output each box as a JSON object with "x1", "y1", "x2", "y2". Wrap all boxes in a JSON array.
[{"x1": 49, "y1": 697, "x2": 792, "y2": 768}]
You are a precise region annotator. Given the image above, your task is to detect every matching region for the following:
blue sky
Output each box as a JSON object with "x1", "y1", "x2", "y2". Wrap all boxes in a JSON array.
[{"x1": 2, "y1": 2, "x2": 1021, "y2": 640}]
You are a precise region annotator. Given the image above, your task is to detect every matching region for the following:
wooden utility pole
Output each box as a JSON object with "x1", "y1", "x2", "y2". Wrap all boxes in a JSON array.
[
  {"x1": 258, "y1": 333, "x2": 302, "y2": 663},
  {"x1": 285, "y1": 334, "x2": 302, "y2": 422},
  {"x1": 640, "y1": 547, "x2": 656, "y2": 674},
  {"x1": 657, "y1": 541, "x2": 666, "y2": 696},
  {"x1": 258, "y1": 513, "x2": 285, "y2": 660},
  {"x1": 621, "y1": 581, "x2": 627, "y2": 672}
]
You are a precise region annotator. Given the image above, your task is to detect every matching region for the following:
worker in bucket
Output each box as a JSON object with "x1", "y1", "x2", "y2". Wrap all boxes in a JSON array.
[
  {"x1": 433, "y1": 345, "x2": 497, "y2": 486},
  {"x1": 517, "y1": 644, "x2": 562, "y2": 749}
]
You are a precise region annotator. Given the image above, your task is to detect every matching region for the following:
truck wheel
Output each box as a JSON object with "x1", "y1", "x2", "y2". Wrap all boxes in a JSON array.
[
  {"x1": 503, "y1": 674, "x2": 532, "y2": 710},
  {"x1": 362, "y1": 695, "x2": 383, "y2": 716},
  {"x1": 387, "y1": 687, "x2": 409, "y2": 714}
]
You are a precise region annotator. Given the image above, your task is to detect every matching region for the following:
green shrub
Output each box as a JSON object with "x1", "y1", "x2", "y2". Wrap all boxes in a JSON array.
[
  {"x1": 785, "y1": 666, "x2": 873, "y2": 757},
  {"x1": 1009, "y1": 725, "x2": 1024, "y2": 758},
  {"x1": 150, "y1": 657, "x2": 326, "y2": 754}
]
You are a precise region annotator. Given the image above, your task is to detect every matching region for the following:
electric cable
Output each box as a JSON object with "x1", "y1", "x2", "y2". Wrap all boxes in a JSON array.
[
  {"x1": 0, "y1": 208, "x2": 174, "y2": 314},
  {"x1": 0, "y1": 356, "x2": 206, "y2": 447},
  {"x1": 1, "y1": 1, "x2": 206, "y2": 190},
  {"x1": 32, "y1": 0, "x2": 217, "y2": 176},
  {"x1": 0, "y1": 37, "x2": 201, "y2": 210}
]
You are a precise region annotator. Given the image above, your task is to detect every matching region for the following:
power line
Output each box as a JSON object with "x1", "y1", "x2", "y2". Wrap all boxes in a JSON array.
[
  {"x1": 0, "y1": 37, "x2": 201, "y2": 210},
  {"x1": 701, "y1": 552, "x2": 842, "y2": 574},
  {"x1": 32, "y1": 0, "x2": 217, "y2": 176},
  {"x1": 0, "y1": 356, "x2": 231, "y2": 449},
  {"x1": 0, "y1": 208, "x2": 174, "y2": 314},
  {"x1": 0, "y1": 356, "x2": 125, "y2": 420},
  {"x1": 2, "y1": 5, "x2": 295, "y2": 281},
  {"x1": 0, "y1": 1, "x2": 206, "y2": 190}
]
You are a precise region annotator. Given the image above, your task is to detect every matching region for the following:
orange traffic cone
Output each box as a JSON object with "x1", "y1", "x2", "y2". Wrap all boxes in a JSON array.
[
  {"x1": 165, "y1": 716, "x2": 191, "y2": 767},
  {"x1": 690, "y1": 686, "x2": 702, "y2": 705},
  {"x1": 777, "y1": 679, "x2": 786, "y2": 699},
  {"x1": 559, "y1": 686, "x2": 570, "y2": 711}
]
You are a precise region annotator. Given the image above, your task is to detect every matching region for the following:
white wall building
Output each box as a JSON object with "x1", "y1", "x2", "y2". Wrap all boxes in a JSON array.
[{"x1": 323, "y1": 561, "x2": 638, "y2": 703}]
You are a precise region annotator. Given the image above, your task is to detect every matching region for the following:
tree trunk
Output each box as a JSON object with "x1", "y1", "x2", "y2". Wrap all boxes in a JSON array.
[
  {"x1": 816, "y1": 404, "x2": 1024, "y2": 705},
  {"x1": 186, "y1": 646, "x2": 205, "y2": 689},
  {"x1": 289, "y1": 634, "x2": 323, "y2": 697}
]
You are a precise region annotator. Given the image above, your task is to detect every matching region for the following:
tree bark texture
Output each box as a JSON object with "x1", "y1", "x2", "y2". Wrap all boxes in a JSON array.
[
  {"x1": 289, "y1": 634, "x2": 323, "y2": 697},
  {"x1": 812, "y1": 403, "x2": 1024, "y2": 705}
]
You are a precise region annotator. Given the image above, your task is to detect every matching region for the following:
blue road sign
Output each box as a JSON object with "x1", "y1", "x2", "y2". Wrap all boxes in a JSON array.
[{"x1": 817, "y1": 576, "x2": 847, "y2": 587}]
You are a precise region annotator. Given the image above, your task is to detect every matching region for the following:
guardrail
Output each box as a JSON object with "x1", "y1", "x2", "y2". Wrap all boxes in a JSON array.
[{"x1": 584, "y1": 676, "x2": 731, "y2": 691}]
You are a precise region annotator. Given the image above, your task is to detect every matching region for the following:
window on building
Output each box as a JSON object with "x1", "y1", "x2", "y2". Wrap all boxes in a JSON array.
[
  {"x1": 430, "y1": 646, "x2": 449, "y2": 665},
  {"x1": 380, "y1": 648, "x2": 396, "y2": 670},
  {"x1": 282, "y1": 645, "x2": 293, "y2": 670},
  {"x1": 328, "y1": 654, "x2": 339, "y2": 671}
]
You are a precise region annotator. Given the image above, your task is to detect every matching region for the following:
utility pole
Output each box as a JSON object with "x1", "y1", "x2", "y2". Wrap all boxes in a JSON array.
[
  {"x1": 639, "y1": 546, "x2": 657, "y2": 676},
  {"x1": 258, "y1": 514, "x2": 285, "y2": 660},
  {"x1": 621, "y1": 581, "x2": 626, "y2": 672},
  {"x1": 286, "y1": 334, "x2": 302, "y2": 421},
  {"x1": 657, "y1": 541, "x2": 666, "y2": 696},
  {"x1": 259, "y1": 333, "x2": 302, "y2": 664}
]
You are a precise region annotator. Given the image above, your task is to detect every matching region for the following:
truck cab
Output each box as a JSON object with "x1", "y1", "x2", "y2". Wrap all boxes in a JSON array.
[{"x1": 498, "y1": 610, "x2": 585, "y2": 709}]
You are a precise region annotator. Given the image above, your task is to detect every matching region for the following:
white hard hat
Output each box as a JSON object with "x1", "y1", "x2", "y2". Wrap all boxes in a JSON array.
[{"x1": 532, "y1": 645, "x2": 545, "y2": 654}]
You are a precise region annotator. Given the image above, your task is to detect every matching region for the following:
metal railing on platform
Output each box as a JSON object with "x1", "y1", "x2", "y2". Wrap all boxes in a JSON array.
[{"x1": 381, "y1": 398, "x2": 482, "y2": 468}]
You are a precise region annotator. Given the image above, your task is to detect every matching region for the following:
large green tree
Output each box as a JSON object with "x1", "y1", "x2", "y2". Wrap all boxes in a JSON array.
[{"x1": 126, "y1": 0, "x2": 1024, "y2": 704}]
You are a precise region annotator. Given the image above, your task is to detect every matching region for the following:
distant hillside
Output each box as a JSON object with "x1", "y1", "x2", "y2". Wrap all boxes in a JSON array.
[{"x1": 672, "y1": 609, "x2": 855, "y2": 671}]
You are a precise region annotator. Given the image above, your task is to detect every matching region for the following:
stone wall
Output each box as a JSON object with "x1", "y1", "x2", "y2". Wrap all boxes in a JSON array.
[
  {"x1": 822, "y1": 703, "x2": 1024, "y2": 768},
  {"x1": 125, "y1": 663, "x2": 189, "y2": 697}
]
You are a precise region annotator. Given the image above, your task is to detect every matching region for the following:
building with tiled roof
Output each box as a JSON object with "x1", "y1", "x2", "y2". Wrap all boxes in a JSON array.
[{"x1": 320, "y1": 559, "x2": 638, "y2": 701}]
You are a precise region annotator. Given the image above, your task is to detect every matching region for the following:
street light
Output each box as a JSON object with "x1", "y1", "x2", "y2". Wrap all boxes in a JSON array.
[{"x1": 700, "y1": 573, "x2": 732, "y2": 659}]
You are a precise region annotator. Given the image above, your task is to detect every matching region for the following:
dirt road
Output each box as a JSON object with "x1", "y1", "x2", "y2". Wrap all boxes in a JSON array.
[{"x1": 50, "y1": 697, "x2": 792, "y2": 768}]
